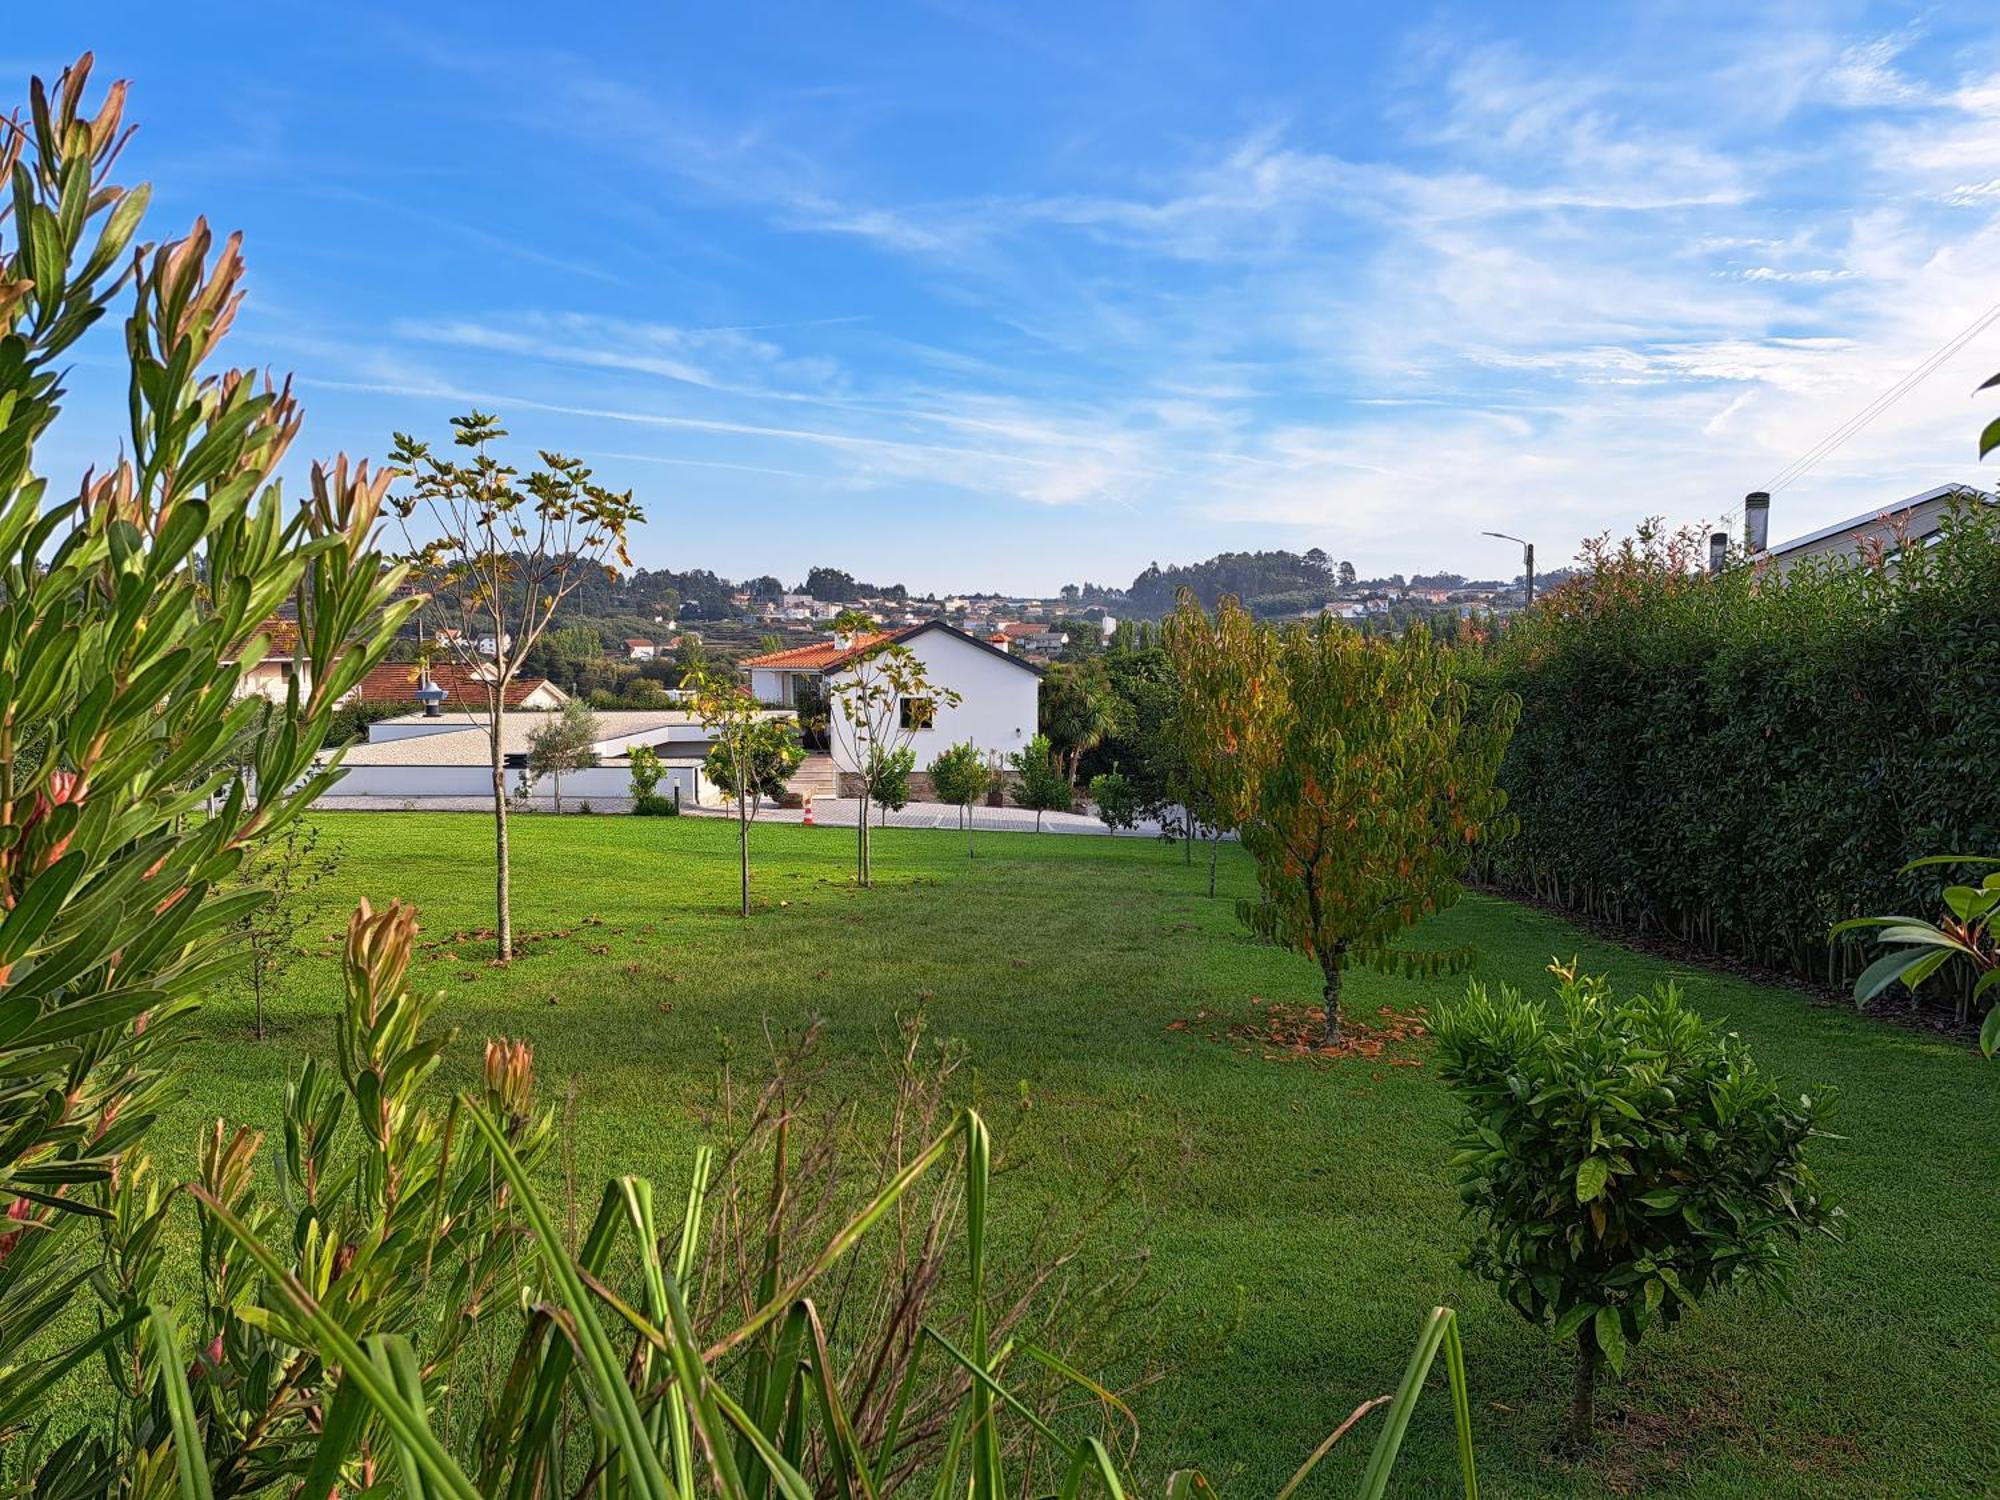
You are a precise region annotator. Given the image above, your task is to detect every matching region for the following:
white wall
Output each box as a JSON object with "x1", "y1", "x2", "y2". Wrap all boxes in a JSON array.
[
  {"x1": 826, "y1": 631, "x2": 1038, "y2": 774},
  {"x1": 325, "y1": 762, "x2": 710, "y2": 806},
  {"x1": 749, "y1": 666, "x2": 793, "y2": 706}
]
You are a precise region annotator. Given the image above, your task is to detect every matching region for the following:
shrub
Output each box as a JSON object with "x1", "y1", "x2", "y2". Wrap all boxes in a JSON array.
[
  {"x1": 1010, "y1": 734, "x2": 1074, "y2": 831},
  {"x1": 929, "y1": 739, "x2": 990, "y2": 854},
  {"x1": 1434, "y1": 963, "x2": 1841, "y2": 1445},
  {"x1": 870, "y1": 744, "x2": 916, "y2": 824},
  {"x1": 627, "y1": 743, "x2": 665, "y2": 800},
  {"x1": 1089, "y1": 769, "x2": 1139, "y2": 830},
  {"x1": 633, "y1": 791, "x2": 679, "y2": 816},
  {"x1": 1467, "y1": 507, "x2": 2000, "y2": 994},
  {"x1": 321, "y1": 698, "x2": 412, "y2": 747},
  {"x1": 0, "y1": 53, "x2": 413, "y2": 1486}
]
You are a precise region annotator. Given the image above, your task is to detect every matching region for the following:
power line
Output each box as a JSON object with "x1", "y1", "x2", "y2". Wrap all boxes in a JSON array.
[{"x1": 1759, "y1": 297, "x2": 2000, "y2": 496}]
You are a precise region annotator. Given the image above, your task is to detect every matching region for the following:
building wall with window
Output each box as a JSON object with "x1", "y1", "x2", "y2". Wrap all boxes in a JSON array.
[{"x1": 824, "y1": 627, "x2": 1039, "y2": 780}]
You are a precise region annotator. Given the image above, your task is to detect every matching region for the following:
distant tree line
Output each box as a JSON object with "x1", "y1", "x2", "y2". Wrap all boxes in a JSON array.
[{"x1": 1059, "y1": 549, "x2": 1521, "y2": 621}]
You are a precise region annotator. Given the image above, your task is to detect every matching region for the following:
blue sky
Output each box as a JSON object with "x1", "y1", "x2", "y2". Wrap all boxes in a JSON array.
[{"x1": 18, "y1": 3, "x2": 2000, "y2": 592}]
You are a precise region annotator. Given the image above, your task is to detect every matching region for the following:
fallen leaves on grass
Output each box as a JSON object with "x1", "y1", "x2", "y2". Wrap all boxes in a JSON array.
[{"x1": 1167, "y1": 998, "x2": 1430, "y2": 1068}]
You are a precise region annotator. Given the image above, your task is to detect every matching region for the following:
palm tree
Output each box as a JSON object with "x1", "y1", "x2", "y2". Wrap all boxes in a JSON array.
[{"x1": 1040, "y1": 663, "x2": 1122, "y2": 787}]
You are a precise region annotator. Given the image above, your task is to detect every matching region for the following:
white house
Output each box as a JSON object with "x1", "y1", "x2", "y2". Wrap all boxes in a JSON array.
[
  {"x1": 1748, "y1": 484, "x2": 1996, "y2": 575},
  {"x1": 742, "y1": 622, "x2": 1041, "y2": 784}
]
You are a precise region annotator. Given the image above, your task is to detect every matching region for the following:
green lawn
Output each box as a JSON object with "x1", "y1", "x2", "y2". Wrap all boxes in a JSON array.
[{"x1": 165, "y1": 813, "x2": 1995, "y2": 1498}]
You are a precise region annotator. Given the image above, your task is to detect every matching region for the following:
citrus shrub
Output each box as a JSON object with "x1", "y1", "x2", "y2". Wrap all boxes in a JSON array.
[
  {"x1": 1433, "y1": 963, "x2": 1842, "y2": 1446},
  {"x1": 1089, "y1": 769, "x2": 1139, "y2": 830}
]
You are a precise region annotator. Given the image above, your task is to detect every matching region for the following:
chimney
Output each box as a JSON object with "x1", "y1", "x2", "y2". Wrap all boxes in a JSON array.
[
  {"x1": 1708, "y1": 530, "x2": 1729, "y2": 575},
  {"x1": 1743, "y1": 491, "x2": 1770, "y2": 554}
]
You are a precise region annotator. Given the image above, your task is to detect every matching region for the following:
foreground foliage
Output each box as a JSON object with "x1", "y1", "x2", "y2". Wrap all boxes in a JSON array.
[
  {"x1": 1835, "y1": 853, "x2": 2000, "y2": 1055},
  {"x1": 0, "y1": 49, "x2": 410, "y2": 1491},
  {"x1": 1434, "y1": 964, "x2": 1842, "y2": 1446}
]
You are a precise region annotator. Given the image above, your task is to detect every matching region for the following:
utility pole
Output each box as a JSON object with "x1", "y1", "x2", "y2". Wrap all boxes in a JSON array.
[{"x1": 1483, "y1": 531, "x2": 1535, "y2": 607}]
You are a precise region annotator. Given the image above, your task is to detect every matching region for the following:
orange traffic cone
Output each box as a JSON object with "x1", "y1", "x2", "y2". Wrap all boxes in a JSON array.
[{"x1": 801, "y1": 797, "x2": 815, "y2": 826}]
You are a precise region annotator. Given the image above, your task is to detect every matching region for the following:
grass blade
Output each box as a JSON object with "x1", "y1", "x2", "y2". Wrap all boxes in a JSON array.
[
  {"x1": 463, "y1": 1104, "x2": 676, "y2": 1500},
  {"x1": 147, "y1": 1305, "x2": 215, "y2": 1500}
]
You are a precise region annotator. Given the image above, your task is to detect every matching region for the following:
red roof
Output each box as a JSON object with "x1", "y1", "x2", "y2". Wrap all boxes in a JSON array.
[
  {"x1": 741, "y1": 630, "x2": 898, "y2": 671},
  {"x1": 349, "y1": 661, "x2": 560, "y2": 708},
  {"x1": 741, "y1": 622, "x2": 1044, "y2": 679}
]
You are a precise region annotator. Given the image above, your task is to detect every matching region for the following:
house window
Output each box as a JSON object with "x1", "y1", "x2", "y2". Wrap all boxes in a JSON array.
[{"x1": 899, "y1": 696, "x2": 936, "y2": 730}]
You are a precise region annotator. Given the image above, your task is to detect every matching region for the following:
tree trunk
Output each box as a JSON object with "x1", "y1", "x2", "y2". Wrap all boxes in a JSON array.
[
  {"x1": 1570, "y1": 1328, "x2": 1601, "y2": 1448},
  {"x1": 1184, "y1": 817, "x2": 1194, "y2": 865},
  {"x1": 966, "y1": 803, "x2": 974, "y2": 859},
  {"x1": 1207, "y1": 828, "x2": 1220, "y2": 898},
  {"x1": 857, "y1": 781, "x2": 870, "y2": 887},
  {"x1": 490, "y1": 739, "x2": 513, "y2": 963},
  {"x1": 551, "y1": 767, "x2": 562, "y2": 816},
  {"x1": 1320, "y1": 958, "x2": 1343, "y2": 1046},
  {"x1": 738, "y1": 783, "x2": 750, "y2": 917}
]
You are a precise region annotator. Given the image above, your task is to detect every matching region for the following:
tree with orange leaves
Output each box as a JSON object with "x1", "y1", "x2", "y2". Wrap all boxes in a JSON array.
[
  {"x1": 1239, "y1": 620, "x2": 1517, "y2": 1045},
  {"x1": 1162, "y1": 589, "x2": 1283, "y2": 896}
]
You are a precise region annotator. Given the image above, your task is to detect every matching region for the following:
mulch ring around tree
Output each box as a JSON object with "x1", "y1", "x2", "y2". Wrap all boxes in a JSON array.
[{"x1": 1167, "y1": 998, "x2": 1432, "y2": 1068}]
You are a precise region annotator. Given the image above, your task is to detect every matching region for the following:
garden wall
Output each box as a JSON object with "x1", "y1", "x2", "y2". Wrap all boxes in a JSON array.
[{"x1": 1467, "y1": 506, "x2": 2000, "y2": 986}]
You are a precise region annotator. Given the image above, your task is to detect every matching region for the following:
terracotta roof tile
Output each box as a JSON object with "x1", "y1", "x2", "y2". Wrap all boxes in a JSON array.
[
  {"x1": 740, "y1": 630, "x2": 899, "y2": 671},
  {"x1": 349, "y1": 661, "x2": 561, "y2": 708}
]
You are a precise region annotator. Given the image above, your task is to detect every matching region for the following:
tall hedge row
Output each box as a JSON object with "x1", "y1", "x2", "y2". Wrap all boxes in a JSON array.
[{"x1": 1466, "y1": 505, "x2": 2000, "y2": 987}]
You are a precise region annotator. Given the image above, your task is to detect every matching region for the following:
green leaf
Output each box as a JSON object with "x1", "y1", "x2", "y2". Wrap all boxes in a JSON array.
[
  {"x1": 1593, "y1": 1307, "x2": 1627, "y2": 1375},
  {"x1": 148, "y1": 1305, "x2": 216, "y2": 1500},
  {"x1": 1575, "y1": 1156, "x2": 1610, "y2": 1204}
]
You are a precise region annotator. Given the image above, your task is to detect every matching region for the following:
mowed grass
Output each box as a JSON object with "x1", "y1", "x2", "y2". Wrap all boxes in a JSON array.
[{"x1": 158, "y1": 813, "x2": 1995, "y2": 1498}]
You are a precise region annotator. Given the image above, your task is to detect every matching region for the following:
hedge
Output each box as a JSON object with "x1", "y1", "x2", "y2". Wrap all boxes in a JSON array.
[{"x1": 1466, "y1": 502, "x2": 2000, "y2": 990}]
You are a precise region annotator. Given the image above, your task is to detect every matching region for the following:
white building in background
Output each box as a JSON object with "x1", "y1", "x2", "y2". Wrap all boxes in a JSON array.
[
  {"x1": 1745, "y1": 484, "x2": 1996, "y2": 576},
  {"x1": 742, "y1": 622, "x2": 1042, "y2": 776},
  {"x1": 327, "y1": 708, "x2": 725, "y2": 807}
]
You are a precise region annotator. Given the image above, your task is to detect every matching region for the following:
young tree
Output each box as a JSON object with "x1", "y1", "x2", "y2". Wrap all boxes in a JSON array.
[
  {"x1": 1436, "y1": 965, "x2": 1841, "y2": 1446},
  {"x1": 929, "y1": 740, "x2": 990, "y2": 857},
  {"x1": 1238, "y1": 621, "x2": 1517, "y2": 1044},
  {"x1": 1162, "y1": 590, "x2": 1284, "y2": 896},
  {"x1": 1011, "y1": 735, "x2": 1074, "y2": 832},
  {"x1": 0, "y1": 53, "x2": 413, "y2": 1461},
  {"x1": 389, "y1": 414, "x2": 642, "y2": 960},
  {"x1": 525, "y1": 698, "x2": 600, "y2": 813},
  {"x1": 693, "y1": 670, "x2": 803, "y2": 915},
  {"x1": 231, "y1": 820, "x2": 343, "y2": 1040},
  {"x1": 828, "y1": 612, "x2": 959, "y2": 886}
]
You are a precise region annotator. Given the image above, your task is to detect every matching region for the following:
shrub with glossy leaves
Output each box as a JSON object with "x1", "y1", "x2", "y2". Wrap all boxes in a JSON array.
[
  {"x1": 1089, "y1": 769, "x2": 1139, "y2": 830},
  {"x1": 1434, "y1": 963, "x2": 1841, "y2": 1445}
]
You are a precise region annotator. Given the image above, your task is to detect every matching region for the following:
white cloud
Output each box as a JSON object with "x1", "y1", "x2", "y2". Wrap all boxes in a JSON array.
[{"x1": 324, "y1": 15, "x2": 2000, "y2": 585}]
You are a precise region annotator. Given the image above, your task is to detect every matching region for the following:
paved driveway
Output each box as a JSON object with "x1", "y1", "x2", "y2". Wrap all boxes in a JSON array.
[{"x1": 312, "y1": 794, "x2": 1202, "y2": 840}]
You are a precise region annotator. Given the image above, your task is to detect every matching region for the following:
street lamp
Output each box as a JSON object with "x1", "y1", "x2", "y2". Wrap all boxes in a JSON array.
[{"x1": 1483, "y1": 531, "x2": 1535, "y2": 608}]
